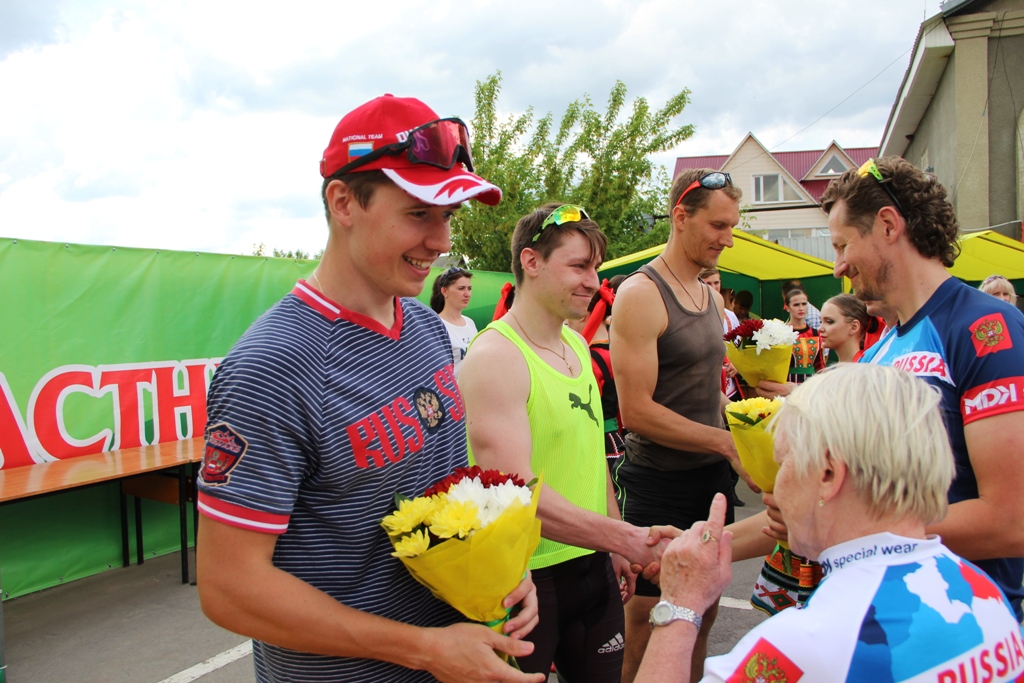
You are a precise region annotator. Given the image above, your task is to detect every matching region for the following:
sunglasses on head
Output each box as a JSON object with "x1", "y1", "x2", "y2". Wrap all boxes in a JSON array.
[
  {"x1": 439, "y1": 266, "x2": 466, "y2": 284},
  {"x1": 532, "y1": 205, "x2": 591, "y2": 243},
  {"x1": 333, "y1": 118, "x2": 475, "y2": 176},
  {"x1": 674, "y1": 172, "x2": 732, "y2": 209},
  {"x1": 857, "y1": 159, "x2": 906, "y2": 219}
]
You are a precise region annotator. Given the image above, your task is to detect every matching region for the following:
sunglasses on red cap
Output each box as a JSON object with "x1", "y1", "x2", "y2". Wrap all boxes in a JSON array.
[
  {"x1": 331, "y1": 117, "x2": 475, "y2": 176},
  {"x1": 673, "y1": 172, "x2": 732, "y2": 209}
]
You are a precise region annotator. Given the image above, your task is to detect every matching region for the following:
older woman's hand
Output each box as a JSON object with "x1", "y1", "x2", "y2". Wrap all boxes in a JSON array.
[{"x1": 657, "y1": 493, "x2": 733, "y2": 614}]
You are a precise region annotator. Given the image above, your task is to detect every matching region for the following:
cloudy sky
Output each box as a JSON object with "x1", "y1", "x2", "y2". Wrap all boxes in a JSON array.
[{"x1": 0, "y1": 0, "x2": 943, "y2": 257}]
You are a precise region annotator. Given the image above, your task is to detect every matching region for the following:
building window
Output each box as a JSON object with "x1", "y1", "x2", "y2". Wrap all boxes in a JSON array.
[
  {"x1": 818, "y1": 155, "x2": 847, "y2": 176},
  {"x1": 753, "y1": 174, "x2": 802, "y2": 203}
]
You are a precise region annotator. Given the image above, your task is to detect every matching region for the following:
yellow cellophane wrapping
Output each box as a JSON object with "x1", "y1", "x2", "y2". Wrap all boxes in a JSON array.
[
  {"x1": 730, "y1": 423, "x2": 779, "y2": 494},
  {"x1": 729, "y1": 423, "x2": 788, "y2": 549},
  {"x1": 390, "y1": 479, "x2": 542, "y2": 625},
  {"x1": 724, "y1": 343, "x2": 792, "y2": 388}
]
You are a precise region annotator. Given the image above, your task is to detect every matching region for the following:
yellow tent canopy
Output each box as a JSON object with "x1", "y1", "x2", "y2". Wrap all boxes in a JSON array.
[
  {"x1": 949, "y1": 230, "x2": 1024, "y2": 282},
  {"x1": 599, "y1": 230, "x2": 836, "y2": 280}
]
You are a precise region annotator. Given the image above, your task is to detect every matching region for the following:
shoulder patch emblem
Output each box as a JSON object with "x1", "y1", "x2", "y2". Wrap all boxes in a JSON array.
[
  {"x1": 969, "y1": 313, "x2": 1012, "y2": 356},
  {"x1": 727, "y1": 637, "x2": 803, "y2": 683},
  {"x1": 200, "y1": 423, "x2": 249, "y2": 486},
  {"x1": 414, "y1": 387, "x2": 445, "y2": 433}
]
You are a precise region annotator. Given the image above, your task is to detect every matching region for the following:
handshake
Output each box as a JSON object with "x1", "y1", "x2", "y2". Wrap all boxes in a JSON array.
[{"x1": 626, "y1": 524, "x2": 685, "y2": 586}]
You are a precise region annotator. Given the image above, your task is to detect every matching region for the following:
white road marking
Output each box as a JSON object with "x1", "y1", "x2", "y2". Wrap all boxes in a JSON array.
[
  {"x1": 719, "y1": 596, "x2": 753, "y2": 610},
  {"x1": 156, "y1": 640, "x2": 253, "y2": 683}
]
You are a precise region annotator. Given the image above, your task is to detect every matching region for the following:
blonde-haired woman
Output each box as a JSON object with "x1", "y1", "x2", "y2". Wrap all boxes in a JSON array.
[{"x1": 979, "y1": 275, "x2": 1018, "y2": 306}]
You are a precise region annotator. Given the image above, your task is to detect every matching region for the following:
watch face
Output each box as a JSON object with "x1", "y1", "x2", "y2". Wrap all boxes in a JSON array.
[{"x1": 652, "y1": 602, "x2": 673, "y2": 624}]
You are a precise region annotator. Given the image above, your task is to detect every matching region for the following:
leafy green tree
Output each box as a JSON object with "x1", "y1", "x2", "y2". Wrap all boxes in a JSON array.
[
  {"x1": 451, "y1": 73, "x2": 694, "y2": 271},
  {"x1": 251, "y1": 243, "x2": 324, "y2": 260}
]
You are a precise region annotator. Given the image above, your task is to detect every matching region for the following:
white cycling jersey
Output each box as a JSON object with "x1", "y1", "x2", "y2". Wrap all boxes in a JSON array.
[{"x1": 703, "y1": 533, "x2": 1024, "y2": 683}]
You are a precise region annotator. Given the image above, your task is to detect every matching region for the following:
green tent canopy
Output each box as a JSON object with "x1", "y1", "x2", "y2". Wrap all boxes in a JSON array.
[{"x1": 598, "y1": 231, "x2": 842, "y2": 320}]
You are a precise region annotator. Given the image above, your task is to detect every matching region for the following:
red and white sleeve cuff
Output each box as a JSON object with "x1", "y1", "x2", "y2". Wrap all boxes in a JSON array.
[{"x1": 198, "y1": 492, "x2": 290, "y2": 534}]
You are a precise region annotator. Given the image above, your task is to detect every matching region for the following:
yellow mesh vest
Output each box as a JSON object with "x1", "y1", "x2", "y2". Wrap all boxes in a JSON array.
[{"x1": 469, "y1": 321, "x2": 608, "y2": 570}]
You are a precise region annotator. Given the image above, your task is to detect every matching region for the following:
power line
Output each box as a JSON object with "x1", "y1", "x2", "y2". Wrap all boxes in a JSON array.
[
  {"x1": 769, "y1": 47, "x2": 912, "y2": 151},
  {"x1": 719, "y1": 47, "x2": 914, "y2": 179}
]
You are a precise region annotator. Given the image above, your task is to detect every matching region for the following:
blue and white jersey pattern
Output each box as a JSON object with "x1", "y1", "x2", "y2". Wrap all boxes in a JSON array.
[
  {"x1": 860, "y1": 278, "x2": 1024, "y2": 617},
  {"x1": 703, "y1": 534, "x2": 1024, "y2": 683},
  {"x1": 198, "y1": 280, "x2": 466, "y2": 683}
]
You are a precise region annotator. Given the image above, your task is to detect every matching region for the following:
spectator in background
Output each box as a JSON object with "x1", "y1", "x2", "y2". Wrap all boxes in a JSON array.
[
  {"x1": 588, "y1": 275, "x2": 628, "y2": 474},
  {"x1": 721, "y1": 287, "x2": 735, "y2": 313},
  {"x1": 862, "y1": 300, "x2": 897, "y2": 352},
  {"x1": 700, "y1": 268, "x2": 739, "y2": 333},
  {"x1": 783, "y1": 288, "x2": 824, "y2": 384},
  {"x1": 818, "y1": 294, "x2": 869, "y2": 363},
  {"x1": 732, "y1": 290, "x2": 758, "y2": 321},
  {"x1": 979, "y1": 274, "x2": 1018, "y2": 306},
  {"x1": 430, "y1": 266, "x2": 477, "y2": 378},
  {"x1": 781, "y1": 279, "x2": 821, "y2": 328}
]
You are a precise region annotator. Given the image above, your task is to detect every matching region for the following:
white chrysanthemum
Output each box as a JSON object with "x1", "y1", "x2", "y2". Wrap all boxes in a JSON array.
[
  {"x1": 752, "y1": 319, "x2": 799, "y2": 354},
  {"x1": 445, "y1": 477, "x2": 532, "y2": 529},
  {"x1": 445, "y1": 477, "x2": 489, "y2": 511}
]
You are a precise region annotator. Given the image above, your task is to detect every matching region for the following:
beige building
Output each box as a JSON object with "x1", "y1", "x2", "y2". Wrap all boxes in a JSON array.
[
  {"x1": 674, "y1": 135, "x2": 877, "y2": 261},
  {"x1": 880, "y1": 0, "x2": 1024, "y2": 238}
]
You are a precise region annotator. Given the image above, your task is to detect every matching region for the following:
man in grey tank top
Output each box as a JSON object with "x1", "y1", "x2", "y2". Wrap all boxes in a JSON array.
[{"x1": 611, "y1": 168, "x2": 757, "y2": 683}]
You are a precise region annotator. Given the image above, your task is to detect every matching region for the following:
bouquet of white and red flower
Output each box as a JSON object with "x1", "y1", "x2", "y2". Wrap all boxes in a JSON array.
[
  {"x1": 724, "y1": 318, "x2": 799, "y2": 389},
  {"x1": 382, "y1": 466, "x2": 542, "y2": 640}
]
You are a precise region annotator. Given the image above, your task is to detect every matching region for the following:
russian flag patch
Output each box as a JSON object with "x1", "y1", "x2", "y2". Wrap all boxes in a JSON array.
[{"x1": 348, "y1": 141, "x2": 373, "y2": 159}]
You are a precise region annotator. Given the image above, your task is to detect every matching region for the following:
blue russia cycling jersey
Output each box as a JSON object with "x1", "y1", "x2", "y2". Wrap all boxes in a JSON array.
[
  {"x1": 860, "y1": 278, "x2": 1024, "y2": 618},
  {"x1": 703, "y1": 533, "x2": 1024, "y2": 682}
]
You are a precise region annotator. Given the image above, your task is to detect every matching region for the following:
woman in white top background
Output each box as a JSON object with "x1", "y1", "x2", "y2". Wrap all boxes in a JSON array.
[{"x1": 430, "y1": 267, "x2": 478, "y2": 378}]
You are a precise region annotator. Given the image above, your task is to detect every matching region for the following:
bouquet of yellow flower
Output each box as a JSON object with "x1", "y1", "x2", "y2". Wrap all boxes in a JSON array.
[
  {"x1": 726, "y1": 397, "x2": 783, "y2": 493},
  {"x1": 724, "y1": 319, "x2": 799, "y2": 389},
  {"x1": 726, "y1": 397, "x2": 787, "y2": 549},
  {"x1": 382, "y1": 466, "x2": 542, "y2": 640}
]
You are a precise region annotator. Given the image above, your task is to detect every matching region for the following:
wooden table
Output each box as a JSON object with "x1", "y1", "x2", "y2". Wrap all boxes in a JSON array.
[{"x1": 0, "y1": 438, "x2": 206, "y2": 683}]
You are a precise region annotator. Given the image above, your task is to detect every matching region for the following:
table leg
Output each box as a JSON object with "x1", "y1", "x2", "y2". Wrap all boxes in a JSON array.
[
  {"x1": 178, "y1": 466, "x2": 188, "y2": 584},
  {"x1": 134, "y1": 496, "x2": 144, "y2": 566},
  {"x1": 0, "y1": 568, "x2": 6, "y2": 683},
  {"x1": 120, "y1": 491, "x2": 129, "y2": 568}
]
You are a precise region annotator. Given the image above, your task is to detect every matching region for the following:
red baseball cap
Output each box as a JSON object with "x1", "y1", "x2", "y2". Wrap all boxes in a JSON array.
[{"x1": 320, "y1": 94, "x2": 502, "y2": 206}]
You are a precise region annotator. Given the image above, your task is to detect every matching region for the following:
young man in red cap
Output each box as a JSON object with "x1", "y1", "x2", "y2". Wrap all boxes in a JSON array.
[{"x1": 196, "y1": 94, "x2": 544, "y2": 683}]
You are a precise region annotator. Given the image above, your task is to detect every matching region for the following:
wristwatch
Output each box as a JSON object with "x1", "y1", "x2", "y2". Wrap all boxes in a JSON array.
[{"x1": 649, "y1": 600, "x2": 702, "y2": 631}]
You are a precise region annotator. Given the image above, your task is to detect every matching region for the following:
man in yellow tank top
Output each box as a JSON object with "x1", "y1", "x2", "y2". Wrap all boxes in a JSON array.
[{"x1": 460, "y1": 204, "x2": 669, "y2": 683}]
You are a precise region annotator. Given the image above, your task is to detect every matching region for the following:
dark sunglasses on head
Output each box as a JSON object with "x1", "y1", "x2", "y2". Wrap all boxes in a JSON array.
[
  {"x1": 857, "y1": 159, "x2": 906, "y2": 219},
  {"x1": 674, "y1": 172, "x2": 732, "y2": 209},
  {"x1": 333, "y1": 118, "x2": 475, "y2": 176},
  {"x1": 532, "y1": 205, "x2": 591, "y2": 243},
  {"x1": 439, "y1": 266, "x2": 466, "y2": 285}
]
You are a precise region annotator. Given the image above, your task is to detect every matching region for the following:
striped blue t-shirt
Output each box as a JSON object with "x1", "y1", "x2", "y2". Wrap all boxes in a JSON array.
[{"x1": 198, "y1": 280, "x2": 466, "y2": 682}]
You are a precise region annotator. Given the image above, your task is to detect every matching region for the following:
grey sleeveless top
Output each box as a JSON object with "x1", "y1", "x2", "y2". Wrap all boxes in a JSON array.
[{"x1": 624, "y1": 264, "x2": 726, "y2": 471}]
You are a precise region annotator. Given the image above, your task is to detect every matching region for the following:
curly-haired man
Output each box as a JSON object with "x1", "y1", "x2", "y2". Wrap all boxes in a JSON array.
[{"x1": 820, "y1": 156, "x2": 1024, "y2": 619}]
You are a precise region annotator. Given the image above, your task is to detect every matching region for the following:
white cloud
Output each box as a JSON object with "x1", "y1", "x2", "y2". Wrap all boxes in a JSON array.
[{"x1": 0, "y1": 0, "x2": 943, "y2": 256}]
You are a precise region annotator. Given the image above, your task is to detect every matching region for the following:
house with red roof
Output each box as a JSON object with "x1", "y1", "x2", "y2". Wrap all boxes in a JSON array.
[{"x1": 674, "y1": 133, "x2": 877, "y2": 260}]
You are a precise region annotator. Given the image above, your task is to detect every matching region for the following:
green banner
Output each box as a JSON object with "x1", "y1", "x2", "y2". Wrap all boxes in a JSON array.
[{"x1": 0, "y1": 237, "x2": 513, "y2": 599}]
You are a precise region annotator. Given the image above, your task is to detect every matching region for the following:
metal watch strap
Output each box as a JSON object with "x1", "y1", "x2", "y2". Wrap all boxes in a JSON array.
[{"x1": 649, "y1": 600, "x2": 702, "y2": 631}]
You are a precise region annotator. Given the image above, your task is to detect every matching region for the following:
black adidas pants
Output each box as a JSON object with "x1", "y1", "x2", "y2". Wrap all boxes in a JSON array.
[{"x1": 516, "y1": 552, "x2": 624, "y2": 682}]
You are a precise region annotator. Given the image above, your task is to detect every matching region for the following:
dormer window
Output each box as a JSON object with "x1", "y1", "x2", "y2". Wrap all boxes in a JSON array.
[
  {"x1": 753, "y1": 174, "x2": 802, "y2": 203},
  {"x1": 818, "y1": 155, "x2": 847, "y2": 176}
]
